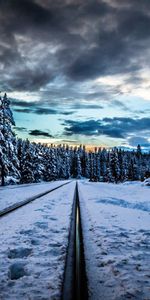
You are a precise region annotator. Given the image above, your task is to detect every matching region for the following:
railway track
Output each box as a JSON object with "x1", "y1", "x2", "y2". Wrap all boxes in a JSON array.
[
  {"x1": 0, "y1": 181, "x2": 72, "y2": 218},
  {"x1": 62, "y1": 182, "x2": 88, "y2": 300}
]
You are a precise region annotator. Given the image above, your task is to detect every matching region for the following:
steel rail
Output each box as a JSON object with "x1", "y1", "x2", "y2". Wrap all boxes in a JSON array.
[{"x1": 62, "y1": 181, "x2": 88, "y2": 300}]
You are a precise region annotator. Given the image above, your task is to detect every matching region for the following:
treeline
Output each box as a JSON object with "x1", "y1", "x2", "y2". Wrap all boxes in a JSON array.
[{"x1": 0, "y1": 93, "x2": 150, "y2": 185}]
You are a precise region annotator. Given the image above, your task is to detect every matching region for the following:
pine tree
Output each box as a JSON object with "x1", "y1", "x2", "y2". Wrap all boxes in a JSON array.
[
  {"x1": 85, "y1": 152, "x2": 90, "y2": 179},
  {"x1": 0, "y1": 93, "x2": 20, "y2": 185},
  {"x1": 43, "y1": 148, "x2": 58, "y2": 181},
  {"x1": 76, "y1": 152, "x2": 82, "y2": 179},
  {"x1": 20, "y1": 140, "x2": 34, "y2": 183},
  {"x1": 89, "y1": 152, "x2": 95, "y2": 181},
  {"x1": 108, "y1": 148, "x2": 120, "y2": 183}
]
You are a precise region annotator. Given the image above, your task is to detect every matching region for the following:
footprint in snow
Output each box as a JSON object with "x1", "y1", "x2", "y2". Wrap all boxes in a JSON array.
[
  {"x1": 112, "y1": 268, "x2": 120, "y2": 276},
  {"x1": 49, "y1": 217, "x2": 57, "y2": 221},
  {"x1": 31, "y1": 239, "x2": 40, "y2": 246},
  {"x1": 20, "y1": 229, "x2": 34, "y2": 236},
  {"x1": 34, "y1": 221, "x2": 48, "y2": 229},
  {"x1": 98, "y1": 259, "x2": 115, "y2": 267},
  {"x1": 51, "y1": 229, "x2": 60, "y2": 234},
  {"x1": 119, "y1": 232, "x2": 129, "y2": 238},
  {"x1": 44, "y1": 204, "x2": 52, "y2": 209},
  {"x1": 8, "y1": 247, "x2": 32, "y2": 259},
  {"x1": 61, "y1": 227, "x2": 67, "y2": 231},
  {"x1": 142, "y1": 231, "x2": 150, "y2": 237},
  {"x1": 49, "y1": 242, "x2": 62, "y2": 248},
  {"x1": 35, "y1": 208, "x2": 45, "y2": 212},
  {"x1": 101, "y1": 250, "x2": 108, "y2": 255},
  {"x1": 8, "y1": 262, "x2": 27, "y2": 280},
  {"x1": 42, "y1": 248, "x2": 61, "y2": 257},
  {"x1": 42, "y1": 214, "x2": 50, "y2": 220},
  {"x1": 49, "y1": 248, "x2": 61, "y2": 257}
]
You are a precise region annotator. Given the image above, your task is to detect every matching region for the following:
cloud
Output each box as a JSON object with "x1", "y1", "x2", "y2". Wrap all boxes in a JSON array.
[
  {"x1": 61, "y1": 139, "x2": 78, "y2": 143},
  {"x1": 1, "y1": 0, "x2": 150, "y2": 146},
  {"x1": 111, "y1": 100, "x2": 128, "y2": 110},
  {"x1": 12, "y1": 99, "x2": 75, "y2": 115},
  {"x1": 71, "y1": 103, "x2": 104, "y2": 109},
  {"x1": 63, "y1": 117, "x2": 150, "y2": 139},
  {"x1": 128, "y1": 136, "x2": 150, "y2": 148},
  {"x1": 0, "y1": 0, "x2": 150, "y2": 92},
  {"x1": 14, "y1": 108, "x2": 32, "y2": 113},
  {"x1": 11, "y1": 96, "x2": 103, "y2": 114},
  {"x1": 11, "y1": 99, "x2": 37, "y2": 107},
  {"x1": 29, "y1": 129, "x2": 53, "y2": 138},
  {"x1": 14, "y1": 126, "x2": 27, "y2": 132},
  {"x1": 13, "y1": 107, "x2": 75, "y2": 115}
]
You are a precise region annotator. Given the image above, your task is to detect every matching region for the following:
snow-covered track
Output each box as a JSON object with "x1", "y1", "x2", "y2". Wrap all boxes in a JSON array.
[
  {"x1": 0, "y1": 181, "x2": 72, "y2": 218},
  {"x1": 62, "y1": 182, "x2": 88, "y2": 300}
]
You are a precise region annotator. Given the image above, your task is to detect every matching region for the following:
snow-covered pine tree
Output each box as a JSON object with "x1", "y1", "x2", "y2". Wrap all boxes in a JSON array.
[
  {"x1": 89, "y1": 152, "x2": 94, "y2": 181},
  {"x1": 108, "y1": 148, "x2": 120, "y2": 183},
  {"x1": 76, "y1": 152, "x2": 82, "y2": 179},
  {"x1": 100, "y1": 148, "x2": 107, "y2": 182},
  {"x1": 20, "y1": 140, "x2": 34, "y2": 183},
  {"x1": 50, "y1": 148, "x2": 58, "y2": 180},
  {"x1": 70, "y1": 146, "x2": 76, "y2": 178},
  {"x1": 0, "y1": 93, "x2": 20, "y2": 185},
  {"x1": 31, "y1": 142, "x2": 44, "y2": 182},
  {"x1": 43, "y1": 147, "x2": 58, "y2": 181},
  {"x1": 80, "y1": 145, "x2": 86, "y2": 178},
  {"x1": 96, "y1": 148, "x2": 101, "y2": 181},
  {"x1": 58, "y1": 146, "x2": 70, "y2": 179},
  {"x1": 85, "y1": 151, "x2": 90, "y2": 179}
]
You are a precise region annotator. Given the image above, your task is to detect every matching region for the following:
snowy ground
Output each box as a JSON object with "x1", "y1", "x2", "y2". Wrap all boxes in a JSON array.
[
  {"x1": 0, "y1": 180, "x2": 68, "y2": 213},
  {"x1": 78, "y1": 181, "x2": 150, "y2": 300},
  {"x1": 0, "y1": 181, "x2": 75, "y2": 300},
  {"x1": 0, "y1": 180, "x2": 150, "y2": 300}
]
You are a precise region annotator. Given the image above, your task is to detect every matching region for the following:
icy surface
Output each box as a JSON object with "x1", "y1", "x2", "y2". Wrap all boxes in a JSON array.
[
  {"x1": 78, "y1": 181, "x2": 150, "y2": 300},
  {"x1": 0, "y1": 181, "x2": 75, "y2": 300},
  {"x1": 0, "y1": 180, "x2": 68, "y2": 213}
]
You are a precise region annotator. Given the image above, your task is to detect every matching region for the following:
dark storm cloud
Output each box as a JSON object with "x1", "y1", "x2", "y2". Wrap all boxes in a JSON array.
[
  {"x1": 8, "y1": 69, "x2": 54, "y2": 92},
  {"x1": 67, "y1": 11, "x2": 150, "y2": 81},
  {"x1": 15, "y1": 126, "x2": 27, "y2": 132},
  {"x1": 63, "y1": 117, "x2": 150, "y2": 138},
  {"x1": 128, "y1": 136, "x2": 150, "y2": 148},
  {"x1": 71, "y1": 103, "x2": 104, "y2": 110},
  {"x1": 29, "y1": 129, "x2": 53, "y2": 138},
  {"x1": 11, "y1": 97, "x2": 103, "y2": 113},
  {"x1": 12, "y1": 99, "x2": 75, "y2": 115},
  {"x1": 14, "y1": 108, "x2": 32, "y2": 113},
  {"x1": 0, "y1": 0, "x2": 150, "y2": 93},
  {"x1": 11, "y1": 99, "x2": 37, "y2": 107},
  {"x1": 33, "y1": 107, "x2": 74, "y2": 115},
  {"x1": 13, "y1": 107, "x2": 74, "y2": 115},
  {"x1": 66, "y1": 1, "x2": 150, "y2": 81}
]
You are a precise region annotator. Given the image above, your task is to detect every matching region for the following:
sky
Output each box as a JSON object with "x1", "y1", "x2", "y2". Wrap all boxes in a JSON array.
[{"x1": 0, "y1": 0, "x2": 150, "y2": 149}]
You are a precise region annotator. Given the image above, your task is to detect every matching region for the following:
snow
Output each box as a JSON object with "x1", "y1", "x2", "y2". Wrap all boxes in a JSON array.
[
  {"x1": 143, "y1": 178, "x2": 150, "y2": 186},
  {"x1": 0, "y1": 180, "x2": 69, "y2": 213},
  {"x1": 0, "y1": 179, "x2": 150, "y2": 299},
  {"x1": 0, "y1": 181, "x2": 75, "y2": 300},
  {"x1": 78, "y1": 180, "x2": 150, "y2": 300}
]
